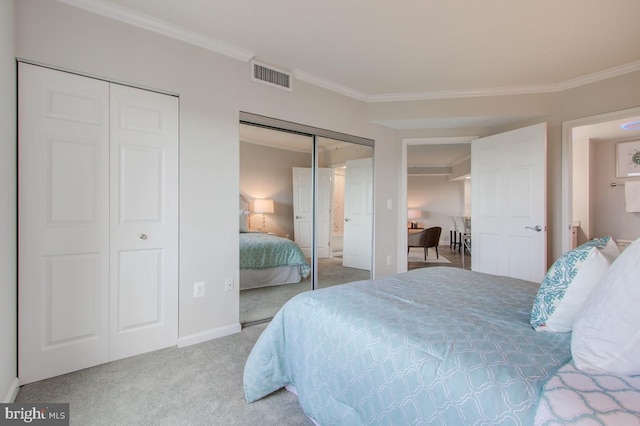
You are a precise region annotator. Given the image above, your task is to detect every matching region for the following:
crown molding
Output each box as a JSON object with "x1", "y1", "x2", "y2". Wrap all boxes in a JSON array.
[
  {"x1": 59, "y1": 0, "x2": 640, "y2": 103},
  {"x1": 366, "y1": 60, "x2": 640, "y2": 102},
  {"x1": 293, "y1": 69, "x2": 369, "y2": 102},
  {"x1": 451, "y1": 154, "x2": 472, "y2": 167},
  {"x1": 554, "y1": 60, "x2": 640, "y2": 91},
  {"x1": 58, "y1": 0, "x2": 255, "y2": 61}
]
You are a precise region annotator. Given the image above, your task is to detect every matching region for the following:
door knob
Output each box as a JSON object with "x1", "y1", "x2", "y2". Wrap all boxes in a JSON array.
[
  {"x1": 139, "y1": 234, "x2": 148, "y2": 240},
  {"x1": 345, "y1": 218, "x2": 351, "y2": 222},
  {"x1": 295, "y1": 215, "x2": 303, "y2": 219},
  {"x1": 525, "y1": 225, "x2": 542, "y2": 232}
]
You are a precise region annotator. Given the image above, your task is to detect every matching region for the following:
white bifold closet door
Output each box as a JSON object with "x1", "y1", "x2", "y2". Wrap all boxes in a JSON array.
[{"x1": 18, "y1": 63, "x2": 178, "y2": 384}]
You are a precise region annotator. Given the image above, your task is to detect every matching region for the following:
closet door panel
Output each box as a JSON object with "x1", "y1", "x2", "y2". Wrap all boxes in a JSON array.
[
  {"x1": 109, "y1": 84, "x2": 179, "y2": 361},
  {"x1": 117, "y1": 249, "x2": 163, "y2": 330},
  {"x1": 18, "y1": 63, "x2": 110, "y2": 385}
]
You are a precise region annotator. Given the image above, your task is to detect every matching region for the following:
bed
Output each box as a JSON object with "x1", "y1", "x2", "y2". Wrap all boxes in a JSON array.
[
  {"x1": 244, "y1": 259, "x2": 640, "y2": 424},
  {"x1": 239, "y1": 195, "x2": 310, "y2": 290},
  {"x1": 239, "y1": 232, "x2": 310, "y2": 290}
]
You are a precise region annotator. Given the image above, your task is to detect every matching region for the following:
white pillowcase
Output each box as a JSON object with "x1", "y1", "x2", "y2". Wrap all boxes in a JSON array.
[
  {"x1": 239, "y1": 208, "x2": 249, "y2": 233},
  {"x1": 530, "y1": 237, "x2": 619, "y2": 332},
  {"x1": 572, "y1": 237, "x2": 640, "y2": 375}
]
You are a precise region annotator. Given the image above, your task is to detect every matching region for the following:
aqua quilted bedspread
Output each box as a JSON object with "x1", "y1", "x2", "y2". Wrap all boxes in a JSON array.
[
  {"x1": 239, "y1": 232, "x2": 310, "y2": 278},
  {"x1": 244, "y1": 267, "x2": 572, "y2": 425}
]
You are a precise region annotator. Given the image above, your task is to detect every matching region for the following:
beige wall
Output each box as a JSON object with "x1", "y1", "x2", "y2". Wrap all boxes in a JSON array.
[
  {"x1": 370, "y1": 72, "x2": 640, "y2": 263},
  {"x1": 1, "y1": 0, "x2": 17, "y2": 402},
  {"x1": 240, "y1": 142, "x2": 311, "y2": 237},
  {"x1": 572, "y1": 136, "x2": 592, "y2": 244},
  {"x1": 407, "y1": 175, "x2": 463, "y2": 243},
  {"x1": 592, "y1": 139, "x2": 640, "y2": 240},
  {"x1": 14, "y1": 0, "x2": 400, "y2": 347}
]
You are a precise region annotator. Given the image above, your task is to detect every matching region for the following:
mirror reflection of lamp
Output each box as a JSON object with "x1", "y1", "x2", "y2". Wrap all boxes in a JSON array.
[
  {"x1": 407, "y1": 209, "x2": 421, "y2": 229},
  {"x1": 253, "y1": 199, "x2": 274, "y2": 233}
]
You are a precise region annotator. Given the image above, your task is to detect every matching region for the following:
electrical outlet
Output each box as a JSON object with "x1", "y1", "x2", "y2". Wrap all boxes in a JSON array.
[
  {"x1": 225, "y1": 277, "x2": 234, "y2": 291},
  {"x1": 193, "y1": 281, "x2": 205, "y2": 298},
  {"x1": 386, "y1": 255, "x2": 392, "y2": 266}
]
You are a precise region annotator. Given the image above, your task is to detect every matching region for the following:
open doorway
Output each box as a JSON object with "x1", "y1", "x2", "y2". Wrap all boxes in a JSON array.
[
  {"x1": 562, "y1": 107, "x2": 640, "y2": 253},
  {"x1": 400, "y1": 137, "x2": 475, "y2": 272}
]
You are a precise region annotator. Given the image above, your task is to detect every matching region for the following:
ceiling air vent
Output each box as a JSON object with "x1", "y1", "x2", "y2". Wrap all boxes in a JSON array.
[{"x1": 251, "y1": 60, "x2": 292, "y2": 91}]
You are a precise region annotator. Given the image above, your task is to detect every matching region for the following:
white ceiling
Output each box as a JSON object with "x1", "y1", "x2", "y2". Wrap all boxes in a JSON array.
[
  {"x1": 67, "y1": 0, "x2": 640, "y2": 101},
  {"x1": 62, "y1": 0, "x2": 640, "y2": 150}
]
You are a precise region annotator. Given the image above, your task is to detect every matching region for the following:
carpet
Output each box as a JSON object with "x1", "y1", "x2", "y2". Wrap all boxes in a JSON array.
[
  {"x1": 407, "y1": 247, "x2": 451, "y2": 263},
  {"x1": 15, "y1": 324, "x2": 313, "y2": 426},
  {"x1": 240, "y1": 257, "x2": 370, "y2": 324}
]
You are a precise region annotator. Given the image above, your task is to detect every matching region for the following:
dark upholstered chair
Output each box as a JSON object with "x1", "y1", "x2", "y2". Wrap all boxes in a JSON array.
[{"x1": 408, "y1": 226, "x2": 442, "y2": 260}]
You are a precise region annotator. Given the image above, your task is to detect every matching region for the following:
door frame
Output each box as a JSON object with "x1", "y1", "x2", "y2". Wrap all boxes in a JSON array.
[
  {"x1": 561, "y1": 106, "x2": 640, "y2": 253},
  {"x1": 399, "y1": 136, "x2": 476, "y2": 273}
]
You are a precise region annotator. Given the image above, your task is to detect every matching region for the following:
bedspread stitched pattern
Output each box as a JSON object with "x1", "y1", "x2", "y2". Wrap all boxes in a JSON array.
[
  {"x1": 239, "y1": 232, "x2": 310, "y2": 278},
  {"x1": 535, "y1": 360, "x2": 640, "y2": 426},
  {"x1": 244, "y1": 267, "x2": 572, "y2": 425}
]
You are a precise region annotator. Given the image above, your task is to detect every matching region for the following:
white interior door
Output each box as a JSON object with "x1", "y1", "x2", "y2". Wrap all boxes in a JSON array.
[
  {"x1": 18, "y1": 64, "x2": 179, "y2": 384},
  {"x1": 109, "y1": 84, "x2": 179, "y2": 360},
  {"x1": 316, "y1": 168, "x2": 331, "y2": 259},
  {"x1": 18, "y1": 63, "x2": 110, "y2": 384},
  {"x1": 293, "y1": 167, "x2": 313, "y2": 257},
  {"x1": 292, "y1": 167, "x2": 330, "y2": 258},
  {"x1": 471, "y1": 123, "x2": 547, "y2": 282},
  {"x1": 343, "y1": 158, "x2": 373, "y2": 270}
]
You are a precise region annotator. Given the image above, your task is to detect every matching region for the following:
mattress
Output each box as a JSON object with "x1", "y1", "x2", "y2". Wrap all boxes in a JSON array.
[
  {"x1": 239, "y1": 265, "x2": 302, "y2": 290},
  {"x1": 239, "y1": 232, "x2": 310, "y2": 290},
  {"x1": 244, "y1": 267, "x2": 573, "y2": 425}
]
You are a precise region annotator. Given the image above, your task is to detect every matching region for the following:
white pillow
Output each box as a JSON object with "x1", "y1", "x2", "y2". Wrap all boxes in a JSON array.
[
  {"x1": 239, "y1": 208, "x2": 249, "y2": 233},
  {"x1": 572, "y1": 237, "x2": 640, "y2": 375},
  {"x1": 530, "y1": 236, "x2": 619, "y2": 332}
]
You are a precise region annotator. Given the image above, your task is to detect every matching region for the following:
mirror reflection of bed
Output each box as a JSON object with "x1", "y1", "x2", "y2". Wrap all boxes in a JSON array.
[{"x1": 239, "y1": 123, "x2": 372, "y2": 325}]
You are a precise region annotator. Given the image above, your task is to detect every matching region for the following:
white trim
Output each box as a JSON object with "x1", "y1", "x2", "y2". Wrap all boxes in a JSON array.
[
  {"x1": 451, "y1": 154, "x2": 472, "y2": 167},
  {"x1": 17, "y1": 59, "x2": 179, "y2": 97},
  {"x1": 58, "y1": 1, "x2": 640, "y2": 103},
  {"x1": 176, "y1": 323, "x2": 241, "y2": 348},
  {"x1": 561, "y1": 106, "x2": 640, "y2": 254},
  {"x1": 3, "y1": 378, "x2": 19, "y2": 403},
  {"x1": 293, "y1": 69, "x2": 369, "y2": 102},
  {"x1": 58, "y1": 0, "x2": 255, "y2": 61},
  {"x1": 403, "y1": 136, "x2": 476, "y2": 145},
  {"x1": 368, "y1": 61, "x2": 640, "y2": 102},
  {"x1": 399, "y1": 140, "x2": 409, "y2": 274}
]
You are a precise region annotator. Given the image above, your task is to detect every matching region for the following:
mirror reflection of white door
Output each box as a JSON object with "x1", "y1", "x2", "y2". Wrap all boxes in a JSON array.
[
  {"x1": 471, "y1": 123, "x2": 547, "y2": 282},
  {"x1": 292, "y1": 167, "x2": 330, "y2": 258},
  {"x1": 343, "y1": 158, "x2": 373, "y2": 270}
]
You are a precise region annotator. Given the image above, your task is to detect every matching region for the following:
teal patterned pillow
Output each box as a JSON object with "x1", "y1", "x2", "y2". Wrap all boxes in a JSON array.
[{"x1": 530, "y1": 236, "x2": 618, "y2": 332}]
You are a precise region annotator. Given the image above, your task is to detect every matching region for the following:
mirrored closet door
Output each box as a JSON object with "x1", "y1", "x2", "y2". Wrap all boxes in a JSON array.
[{"x1": 239, "y1": 114, "x2": 374, "y2": 325}]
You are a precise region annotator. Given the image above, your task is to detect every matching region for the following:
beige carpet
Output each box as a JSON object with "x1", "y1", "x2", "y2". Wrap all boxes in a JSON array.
[
  {"x1": 407, "y1": 247, "x2": 451, "y2": 263},
  {"x1": 15, "y1": 324, "x2": 312, "y2": 426}
]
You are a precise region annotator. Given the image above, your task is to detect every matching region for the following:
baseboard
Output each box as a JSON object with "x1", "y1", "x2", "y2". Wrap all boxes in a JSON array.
[
  {"x1": 3, "y1": 378, "x2": 19, "y2": 403},
  {"x1": 176, "y1": 323, "x2": 241, "y2": 348}
]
